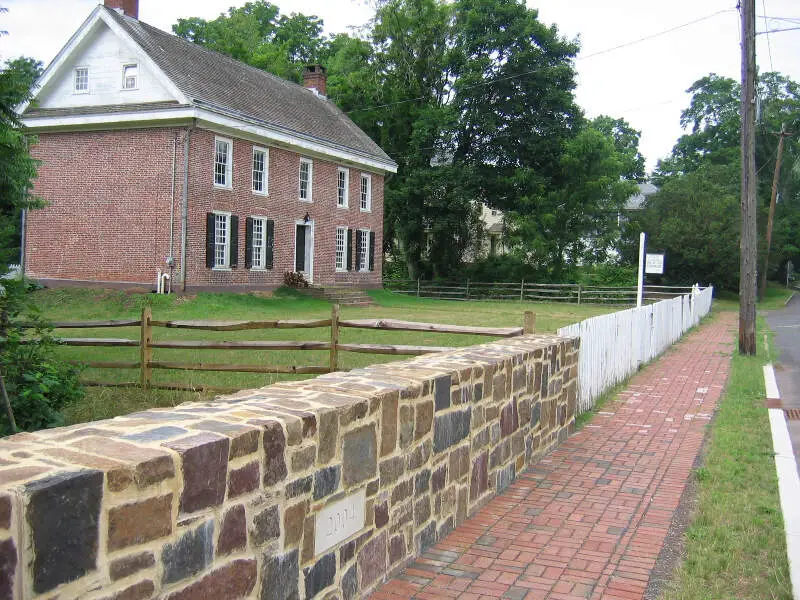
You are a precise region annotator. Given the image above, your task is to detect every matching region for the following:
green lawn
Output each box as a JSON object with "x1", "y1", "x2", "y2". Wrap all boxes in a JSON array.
[
  {"x1": 661, "y1": 311, "x2": 792, "y2": 600},
  {"x1": 29, "y1": 287, "x2": 614, "y2": 425}
]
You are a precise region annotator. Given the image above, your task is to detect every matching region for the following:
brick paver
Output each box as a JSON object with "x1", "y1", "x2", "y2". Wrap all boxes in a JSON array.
[{"x1": 369, "y1": 312, "x2": 736, "y2": 600}]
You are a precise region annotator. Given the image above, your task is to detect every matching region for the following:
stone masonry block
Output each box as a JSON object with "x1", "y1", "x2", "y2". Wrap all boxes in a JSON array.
[
  {"x1": 500, "y1": 400, "x2": 519, "y2": 438},
  {"x1": 318, "y1": 410, "x2": 339, "y2": 464},
  {"x1": 263, "y1": 421, "x2": 288, "y2": 487},
  {"x1": 251, "y1": 505, "x2": 281, "y2": 545},
  {"x1": 342, "y1": 425, "x2": 377, "y2": 486},
  {"x1": 190, "y1": 420, "x2": 260, "y2": 459},
  {"x1": 380, "y1": 393, "x2": 398, "y2": 456},
  {"x1": 414, "y1": 401, "x2": 433, "y2": 441},
  {"x1": 358, "y1": 531, "x2": 386, "y2": 588},
  {"x1": 165, "y1": 559, "x2": 257, "y2": 600},
  {"x1": 0, "y1": 538, "x2": 16, "y2": 600},
  {"x1": 26, "y1": 470, "x2": 103, "y2": 594},
  {"x1": 433, "y1": 408, "x2": 471, "y2": 453},
  {"x1": 313, "y1": 465, "x2": 341, "y2": 500},
  {"x1": 228, "y1": 460, "x2": 260, "y2": 498},
  {"x1": 164, "y1": 433, "x2": 229, "y2": 513},
  {"x1": 284, "y1": 501, "x2": 307, "y2": 548},
  {"x1": 0, "y1": 495, "x2": 9, "y2": 529},
  {"x1": 109, "y1": 551, "x2": 155, "y2": 581},
  {"x1": 434, "y1": 375, "x2": 451, "y2": 411},
  {"x1": 303, "y1": 552, "x2": 336, "y2": 600},
  {"x1": 470, "y1": 452, "x2": 488, "y2": 501},
  {"x1": 218, "y1": 504, "x2": 247, "y2": 556},
  {"x1": 261, "y1": 550, "x2": 300, "y2": 600},
  {"x1": 161, "y1": 520, "x2": 214, "y2": 585},
  {"x1": 108, "y1": 494, "x2": 173, "y2": 551}
]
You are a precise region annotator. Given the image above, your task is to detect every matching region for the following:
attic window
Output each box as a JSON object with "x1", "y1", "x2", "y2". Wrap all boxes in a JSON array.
[
  {"x1": 122, "y1": 64, "x2": 138, "y2": 90},
  {"x1": 74, "y1": 67, "x2": 89, "y2": 93}
]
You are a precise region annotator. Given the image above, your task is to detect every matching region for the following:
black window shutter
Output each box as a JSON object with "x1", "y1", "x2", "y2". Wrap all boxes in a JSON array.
[
  {"x1": 265, "y1": 219, "x2": 275, "y2": 270},
  {"x1": 229, "y1": 215, "x2": 239, "y2": 268},
  {"x1": 355, "y1": 230, "x2": 362, "y2": 271},
  {"x1": 346, "y1": 228, "x2": 353, "y2": 271},
  {"x1": 369, "y1": 231, "x2": 375, "y2": 271},
  {"x1": 206, "y1": 213, "x2": 215, "y2": 268},
  {"x1": 245, "y1": 217, "x2": 253, "y2": 269}
]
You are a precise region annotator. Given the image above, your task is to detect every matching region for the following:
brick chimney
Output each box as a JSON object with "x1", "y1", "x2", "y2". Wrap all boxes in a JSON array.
[
  {"x1": 104, "y1": 0, "x2": 139, "y2": 19},
  {"x1": 302, "y1": 64, "x2": 327, "y2": 96}
]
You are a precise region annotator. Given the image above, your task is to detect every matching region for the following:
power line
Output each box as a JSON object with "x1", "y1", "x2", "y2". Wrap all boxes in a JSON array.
[
  {"x1": 761, "y1": 0, "x2": 775, "y2": 71},
  {"x1": 345, "y1": 8, "x2": 734, "y2": 115}
]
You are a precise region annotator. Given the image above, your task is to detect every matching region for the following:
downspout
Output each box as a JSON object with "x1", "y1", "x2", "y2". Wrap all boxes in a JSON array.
[
  {"x1": 169, "y1": 131, "x2": 177, "y2": 264},
  {"x1": 180, "y1": 122, "x2": 194, "y2": 292}
]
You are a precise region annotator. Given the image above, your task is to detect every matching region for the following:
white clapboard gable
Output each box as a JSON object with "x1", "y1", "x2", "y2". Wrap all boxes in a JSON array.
[{"x1": 36, "y1": 18, "x2": 175, "y2": 109}]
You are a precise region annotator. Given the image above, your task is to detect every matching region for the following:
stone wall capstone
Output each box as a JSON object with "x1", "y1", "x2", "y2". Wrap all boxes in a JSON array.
[{"x1": 0, "y1": 333, "x2": 578, "y2": 600}]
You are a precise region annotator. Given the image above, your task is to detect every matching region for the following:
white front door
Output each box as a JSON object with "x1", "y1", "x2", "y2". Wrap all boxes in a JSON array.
[{"x1": 294, "y1": 221, "x2": 314, "y2": 282}]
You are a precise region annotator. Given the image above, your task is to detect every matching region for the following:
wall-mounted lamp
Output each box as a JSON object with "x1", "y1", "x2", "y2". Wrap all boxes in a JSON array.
[{"x1": 303, "y1": 213, "x2": 310, "y2": 223}]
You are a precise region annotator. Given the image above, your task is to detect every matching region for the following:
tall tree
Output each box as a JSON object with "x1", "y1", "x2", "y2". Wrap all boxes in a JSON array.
[
  {"x1": 591, "y1": 115, "x2": 646, "y2": 182},
  {"x1": 0, "y1": 57, "x2": 43, "y2": 268}
]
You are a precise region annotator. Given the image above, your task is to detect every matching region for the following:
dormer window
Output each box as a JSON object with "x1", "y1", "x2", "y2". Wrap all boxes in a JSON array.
[
  {"x1": 74, "y1": 67, "x2": 89, "y2": 93},
  {"x1": 122, "y1": 64, "x2": 138, "y2": 90}
]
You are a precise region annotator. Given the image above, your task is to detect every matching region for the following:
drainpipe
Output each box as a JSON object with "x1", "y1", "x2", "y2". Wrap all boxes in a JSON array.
[
  {"x1": 169, "y1": 131, "x2": 177, "y2": 264},
  {"x1": 180, "y1": 122, "x2": 194, "y2": 291}
]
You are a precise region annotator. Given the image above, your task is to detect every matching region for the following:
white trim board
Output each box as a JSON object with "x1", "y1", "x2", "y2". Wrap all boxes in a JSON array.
[
  {"x1": 23, "y1": 106, "x2": 397, "y2": 174},
  {"x1": 764, "y1": 364, "x2": 800, "y2": 600}
]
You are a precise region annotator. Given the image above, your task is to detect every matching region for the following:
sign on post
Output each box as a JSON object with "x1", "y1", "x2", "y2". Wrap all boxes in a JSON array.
[{"x1": 645, "y1": 253, "x2": 665, "y2": 275}]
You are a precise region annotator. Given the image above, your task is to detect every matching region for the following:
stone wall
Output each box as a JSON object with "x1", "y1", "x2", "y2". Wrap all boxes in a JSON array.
[{"x1": 0, "y1": 334, "x2": 578, "y2": 600}]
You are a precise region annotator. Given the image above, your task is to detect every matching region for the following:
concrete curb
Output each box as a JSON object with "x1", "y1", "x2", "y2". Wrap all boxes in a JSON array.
[
  {"x1": 786, "y1": 291, "x2": 795, "y2": 307},
  {"x1": 764, "y1": 364, "x2": 800, "y2": 600}
]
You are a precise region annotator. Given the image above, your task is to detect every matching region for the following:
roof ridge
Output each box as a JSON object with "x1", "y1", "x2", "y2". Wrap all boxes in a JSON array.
[
  {"x1": 103, "y1": 7, "x2": 320, "y2": 101},
  {"x1": 95, "y1": 6, "x2": 396, "y2": 168}
]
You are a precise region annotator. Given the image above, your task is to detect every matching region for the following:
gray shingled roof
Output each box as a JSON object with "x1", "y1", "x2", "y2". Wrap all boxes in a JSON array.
[{"x1": 101, "y1": 7, "x2": 395, "y2": 168}]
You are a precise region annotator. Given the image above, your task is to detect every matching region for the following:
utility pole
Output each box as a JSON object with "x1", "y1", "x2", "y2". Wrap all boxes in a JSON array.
[
  {"x1": 739, "y1": 0, "x2": 757, "y2": 355},
  {"x1": 759, "y1": 123, "x2": 791, "y2": 301}
]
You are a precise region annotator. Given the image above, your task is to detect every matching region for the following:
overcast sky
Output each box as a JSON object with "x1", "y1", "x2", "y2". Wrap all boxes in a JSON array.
[{"x1": 2, "y1": 0, "x2": 798, "y2": 173}]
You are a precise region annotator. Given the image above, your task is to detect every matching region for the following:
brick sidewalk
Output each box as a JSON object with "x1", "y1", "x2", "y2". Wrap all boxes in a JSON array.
[{"x1": 368, "y1": 312, "x2": 736, "y2": 600}]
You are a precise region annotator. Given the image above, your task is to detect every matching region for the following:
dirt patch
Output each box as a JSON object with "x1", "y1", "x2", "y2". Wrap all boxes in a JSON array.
[{"x1": 643, "y1": 400, "x2": 719, "y2": 599}]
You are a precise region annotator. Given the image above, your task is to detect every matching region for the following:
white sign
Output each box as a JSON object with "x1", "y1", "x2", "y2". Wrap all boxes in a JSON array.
[
  {"x1": 645, "y1": 253, "x2": 664, "y2": 275},
  {"x1": 314, "y1": 489, "x2": 366, "y2": 555}
]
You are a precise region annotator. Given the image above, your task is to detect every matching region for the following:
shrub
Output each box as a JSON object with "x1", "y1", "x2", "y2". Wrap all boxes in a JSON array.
[
  {"x1": 282, "y1": 271, "x2": 310, "y2": 288},
  {"x1": 0, "y1": 279, "x2": 84, "y2": 436}
]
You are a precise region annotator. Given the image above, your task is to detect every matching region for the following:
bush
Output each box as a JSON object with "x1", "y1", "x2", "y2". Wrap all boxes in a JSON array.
[
  {"x1": 0, "y1": 279, "x2": 83, "y2": 436},
  {"x1": 282, "y1": 271, "x2": 310, "y2": 288}
]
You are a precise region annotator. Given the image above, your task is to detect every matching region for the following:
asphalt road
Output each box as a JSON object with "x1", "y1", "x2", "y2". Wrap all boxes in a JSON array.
[{"x1": 766, "y1": 292, "x2": 800, "y2": 457}]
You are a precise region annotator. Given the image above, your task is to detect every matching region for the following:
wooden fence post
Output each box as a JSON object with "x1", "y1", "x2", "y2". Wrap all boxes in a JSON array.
[
  {"x1": 416, "y1": 278, "x2": 420, "y2": 297},
  {"x1": 140, "y1": 306, "x2": 152, "y2": 388},
  {"x1": 466, "y1": 279, "x2": 470, "y2": 300},
  {"x1": 330, "y1": 303, "x2": 340, "y2": 372},
  {"x1": 520, "y1": 279, "x2": 525, "y2": 302},
  {"x1": 577, "y1": 284, "x2": 582, "y2": 305},
  {"x1": 523, "y1": 311, "x2": 536, "y2": 334}
]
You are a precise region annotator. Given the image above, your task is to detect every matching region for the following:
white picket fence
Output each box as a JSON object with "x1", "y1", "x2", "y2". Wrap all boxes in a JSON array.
[{"x1": 558, "y1": 284, "x2": 714, "y2": 413}]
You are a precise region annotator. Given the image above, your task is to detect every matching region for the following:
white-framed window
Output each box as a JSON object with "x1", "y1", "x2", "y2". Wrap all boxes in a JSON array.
[
  {"x1": 251, "y1": 217, "x2": 266, "y2": 269},
  {"x1": 74, "y1": 67, "x2": 89, "y2": 93},
  {"x1": 214, "y1": 137, "x2": 232, "y2": 188},
  {"x1": 358, "y1": 228, "x2": 370, "y2": 271},
  {"x1": 337, "y1": 167, "x2": 349, "y2": 208},
  {"x1": 299, "y1": 157, "x2": 313, "y2": 201},
  {"x1": 252, "y1": 146, "x2": 268, "y2": 195},
  {"x1": 335, "y1": 227, "x2": 348, "y2": 271},
  {"x1": 360, "y1": 173, "x2": 372, "y2": 211},
  {"x1": 122, "y1": 64, "x2": 138, "y2": 90},
  {"x1": 213, "y1": 211, "x2": 231, "y2": 268}
]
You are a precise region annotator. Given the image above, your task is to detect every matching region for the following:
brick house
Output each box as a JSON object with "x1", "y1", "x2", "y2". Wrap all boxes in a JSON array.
[{"x1": 20, "y1": 0, "x2": 397, "y2": 291}]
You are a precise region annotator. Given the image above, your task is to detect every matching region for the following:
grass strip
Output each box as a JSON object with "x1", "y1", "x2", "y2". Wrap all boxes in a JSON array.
[{"x1": 661, "y1": 314, "x2": 792, "y2": 600}]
